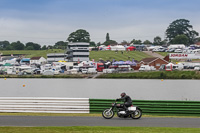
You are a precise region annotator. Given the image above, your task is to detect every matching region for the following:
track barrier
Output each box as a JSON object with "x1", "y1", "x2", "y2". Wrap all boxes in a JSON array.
[
  {"x1": 0, "y1": 97, "x2": 89, "y2": 113},
  {"x1": 90, "y1": 99, "x2": 200, "y2": 116}
]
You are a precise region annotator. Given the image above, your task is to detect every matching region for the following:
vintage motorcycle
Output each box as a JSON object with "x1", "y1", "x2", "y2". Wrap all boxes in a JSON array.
[{"x1": 102, "y1": 100, "x2": 142, "y2": 119}]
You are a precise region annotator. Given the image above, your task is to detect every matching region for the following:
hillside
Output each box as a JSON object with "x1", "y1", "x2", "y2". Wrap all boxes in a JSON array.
[{"x1": 1, "y1": 50, "x2": 152, "y2": 61}]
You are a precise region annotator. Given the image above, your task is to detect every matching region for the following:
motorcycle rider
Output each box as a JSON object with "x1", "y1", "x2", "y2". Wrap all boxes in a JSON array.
[{"x1": 117, "y1": 92, "x2": 132, "y2": 112}]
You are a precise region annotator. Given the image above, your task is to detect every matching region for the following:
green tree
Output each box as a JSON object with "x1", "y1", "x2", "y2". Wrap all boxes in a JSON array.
[
  {"x1": 166, "y1": 19, "x2": 199, "y2": 44},
  {"x1": 54, "y1": 41, "x2": 68, "y2": 49},
  {"x1": 131, "y1": 39, "x2": 142, "y2": 44},
  {"x1": 67, "y1": 29, "x2": 90, "y2": 42},
  {"x1": 153, "y1": 36, "x2": 162, "y2": 45},
  {"x1": 25, "y1": 42, "x2": 41, "y2": 50},
  {"x1": 5, "y1": 45, "x2": 14, "y2": 50},
  {"x1": 89, "y1": 41, "x2": 96, "y2": 47},
  {"x1": 25, "y1": 46, "x2": 34, "y2": 50},
  {"x1": 143, "y1": 40, "x2": 152, "y2": 44},
  {"x1": 0, "y1": 41, "x2": 10, "y2": 49},
  {"x1": 11, "y1": 41, "x2": 24, "y2": 50},
  {"x1": 103, "y1": 40, "x2": 117, "y2": 46},
  {"x1": 41, "y1": 45, "x2": 47, "y2": 50},
  {"x1": 106, "y1": 33, "x2": 110, "y2": 41},
  {"x1": 172, "y1": 34, "x2": 189, "y2": 45}
]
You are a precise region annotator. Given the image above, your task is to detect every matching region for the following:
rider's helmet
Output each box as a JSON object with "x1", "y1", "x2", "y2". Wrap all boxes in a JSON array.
[{"x1": 120, "y1": 92, "x2": 126, "y2": 98}]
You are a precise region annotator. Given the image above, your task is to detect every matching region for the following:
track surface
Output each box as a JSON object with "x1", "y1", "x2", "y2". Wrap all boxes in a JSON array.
[{"x1": 0, "y1": 116, "x2": 200, "y2": 128}]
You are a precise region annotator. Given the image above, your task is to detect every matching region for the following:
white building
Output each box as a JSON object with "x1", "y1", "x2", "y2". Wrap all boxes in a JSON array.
[
  {"x1": 30, "y1": 57, "x2": 47, "y2": 65},
  {"x1": 47, "y1": 53, "x2": 67, "y2": 63},
  {"x1": 67, "y1": 42, "x2": 89, "y2": 62}
]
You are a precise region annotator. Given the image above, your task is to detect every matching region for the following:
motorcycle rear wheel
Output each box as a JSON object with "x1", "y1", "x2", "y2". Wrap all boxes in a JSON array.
[
  {"x1": 131, "y1": 108, "x2": 142, "y2": 119},
  {"x1": 102, "y1": 108, "x2": 114, "y2": 119}
]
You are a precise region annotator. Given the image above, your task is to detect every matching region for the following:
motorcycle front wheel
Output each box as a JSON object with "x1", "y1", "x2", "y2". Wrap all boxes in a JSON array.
[
  {"x1": 131, "y1": 108, "x2": 142, "y2": 119},
  {"x1": 102, "y1": 108, "x2": 114, "y2": 119}
]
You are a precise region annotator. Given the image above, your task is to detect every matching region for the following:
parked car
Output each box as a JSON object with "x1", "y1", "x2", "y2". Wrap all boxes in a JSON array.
[
  {"x1": 81, "y1": 69, "x2": 88, "y2": 74},
  {"x1": 158, "y1": 48, "x2": 167, "y2": 52},
  {"x1": 174, "y1": 49, "x2": 183, "y2": 53},
  {"x1": 87, "y1": 68, "x2": 97, "y2": 74},
  {"x1": 71, "y1": 69, "x2": 78, "y2": 74},
  {"x1": 159, "y1": 64, "x2": 166, "y2": 71},
  {"x1": 42, "y1": 70, "x2": 54, "y2": 75},
  {"x1": 166, "y1": 48, "x2": 175, "y2": 52},
  {"x1": 103, "y1": 69, "x2": 117, "y2": 73},
  {"x1": 194, "y1": 65, "x2": 200, "y2": 71}
]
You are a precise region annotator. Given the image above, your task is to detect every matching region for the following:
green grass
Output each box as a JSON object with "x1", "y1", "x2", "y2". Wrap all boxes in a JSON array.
[
  {"x1": 0, "y1": 127, "x2": 199, "y2": 133},
  {"x1": 90, "y1": 51, "x2": 152, "y2": 61},
  {"x1": 97, "y1": 71, "x2": 200, "y2": 79},
  {"x1": 1, "y1": 50, "x2": 152, "y2": 61},
  {"x1": 156, "y1": 52, "x2": 169, "y2": 57},
  {"x1": 0, "y1": 49, "x2": 65, "y2": 58}
]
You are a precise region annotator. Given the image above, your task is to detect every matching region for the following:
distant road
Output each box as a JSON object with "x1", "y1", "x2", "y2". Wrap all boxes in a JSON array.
[{"x1": 0, "y1": 116, "x2": 200, "y2": 128}]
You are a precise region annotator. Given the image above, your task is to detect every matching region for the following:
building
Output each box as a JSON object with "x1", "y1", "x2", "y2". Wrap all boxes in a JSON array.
[
  {"x1": 30, "y1": 57, "x2": 47, "y2": 65},
  {"x1": 138, "y1": 57, "x2": 169, "y2": 70},
  {"x1": 66, "y1": 42, "x2": 89, "y2": 62},
  {"x1": 47, "y1": 53, "x2": 67, "y2": 63}
]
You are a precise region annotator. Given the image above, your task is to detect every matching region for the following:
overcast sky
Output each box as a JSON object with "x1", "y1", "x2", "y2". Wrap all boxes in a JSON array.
[{"x1": 0, "y1": 0, "x2": 200, "y2": 45}]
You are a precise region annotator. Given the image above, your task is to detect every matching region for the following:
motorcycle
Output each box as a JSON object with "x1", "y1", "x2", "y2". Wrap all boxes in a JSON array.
[{"x1": 102, "y1": 100, "x2": 142, "y2": 119}]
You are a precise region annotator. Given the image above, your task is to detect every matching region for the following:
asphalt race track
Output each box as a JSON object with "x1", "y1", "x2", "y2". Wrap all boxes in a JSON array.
[{"x1": 0, "y1": 116, "x2": 200, "y2": 128}]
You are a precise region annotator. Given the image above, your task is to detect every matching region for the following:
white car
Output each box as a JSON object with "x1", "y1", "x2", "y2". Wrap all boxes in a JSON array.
[
  {"x1": 194, "y1": 65, "x2": 200, "y2": 71},
  {"x1": 87, "y1": 68, "x2": 97, "y2": 74},
  {"x1": 81, "y1": 69, "x2": 88, "y2": 74},
  {"x1": 174, "y1": 49, "x2": 183, "y2": 53}
]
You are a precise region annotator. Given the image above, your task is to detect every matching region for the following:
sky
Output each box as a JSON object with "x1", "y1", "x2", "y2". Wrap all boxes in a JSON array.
[{"x1": 0, "y1": 0, "x2": 200, "y2": 45}]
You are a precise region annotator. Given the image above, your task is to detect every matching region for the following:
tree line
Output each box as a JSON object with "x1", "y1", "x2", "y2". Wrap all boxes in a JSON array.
[
  {"x1": 67, "y1": 19, "x2": 200, "y2": 46},
  {"x1": 0, "y1": 41, "x2": 69, "y2": 50},
  {"x1": 1, "y1": 18, "x2": 200, "y2": 50}
]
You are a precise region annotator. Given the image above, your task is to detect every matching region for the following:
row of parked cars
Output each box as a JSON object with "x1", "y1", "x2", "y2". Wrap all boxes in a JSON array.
[{"x1": 152, "y1": 48, "x2": 183, "y2": 53}]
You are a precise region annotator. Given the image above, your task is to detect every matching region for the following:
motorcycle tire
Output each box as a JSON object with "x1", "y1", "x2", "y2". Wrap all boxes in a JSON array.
[
  {"x1": 102, "y1": 108, "x2": 115, "y2": 119},
  {"x1": 130, "y1": 108, "x2": 142, "y2": 119}
]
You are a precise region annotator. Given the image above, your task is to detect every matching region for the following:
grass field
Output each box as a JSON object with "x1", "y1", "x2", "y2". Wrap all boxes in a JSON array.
[
  {"x1": 97, "y1": 71, "x2": 200, "y2": 79},
  {"x1": 156, "y1": 52, "x2": 169, "y2": 57},
  {"x1": 90, "y1": 51, "x2": 152, "y2": 61},
  {"x1": 0, "y1": 127, "x2": 199, "y2": 133},
  {"x1": 1, "y1": 50, "x2": 152, "y2": 61},
  {"x1": 0, "y1": 49, "x2": 65, "y2": 58}
]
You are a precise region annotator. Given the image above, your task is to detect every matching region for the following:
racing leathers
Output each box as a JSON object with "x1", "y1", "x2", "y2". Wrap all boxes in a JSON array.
[{"x1": 117, "y1": 95, "x2": 132, "y2": 112}]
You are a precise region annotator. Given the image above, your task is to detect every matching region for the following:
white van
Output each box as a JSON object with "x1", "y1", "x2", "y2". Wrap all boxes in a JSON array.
[
  {"x1": 71, "y1": 69, "x2": 78, "y2": 74},
  {"x1": 87, "y1": 68, "x2": 97, "y2": 74},
  {"x1": 139, "y1": 65, "x2": 151, "y2": 71},
  {"x1": 139, "y1": 65, "x2": 155, "y2": 71}
]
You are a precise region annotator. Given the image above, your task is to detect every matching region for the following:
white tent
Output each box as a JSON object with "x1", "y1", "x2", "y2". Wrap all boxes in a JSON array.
[
  {"x1": 110, "y1": 45, "x2": 125, "y2": 51},
  {"x1": 168, "y1": 44, "x2": 185, "y2": 49}
]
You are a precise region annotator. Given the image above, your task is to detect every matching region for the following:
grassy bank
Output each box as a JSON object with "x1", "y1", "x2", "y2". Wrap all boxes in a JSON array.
[
  {"x1": 0, "y1": 127, "x2": 199, "y2": 133},
  {"x1": 0, "y1": 49, "x2": 65, "y2": 58},
  {"x1": 97, "y1": 71, "x2": 200, "y2": 79},
  {"x1": 90, "y1": 51, "x2": 152, "y2": 61},
  {"x1": 0, "y1": 74, "x2": 87, "y2": 78},
  {"x1": 1, "y1": 50, "x2": 152, "y2": 61}
]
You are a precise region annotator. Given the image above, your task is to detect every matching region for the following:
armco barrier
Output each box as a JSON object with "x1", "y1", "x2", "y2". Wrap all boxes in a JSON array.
[
  {"x1": 0, "y1": 97, "x2": 89, "y2": 113},
  {"x1": 90, "y1": 99, "x2": 200, "y2": 116}
]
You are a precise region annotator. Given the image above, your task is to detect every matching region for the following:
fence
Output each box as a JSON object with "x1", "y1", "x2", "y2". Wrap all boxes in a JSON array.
[
  {"x1": 0, "y1": 97, "x2": 89, "y2": 113},
  {"x1": 90, "y1": 99, "x2": 200, "y2": 116}
]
